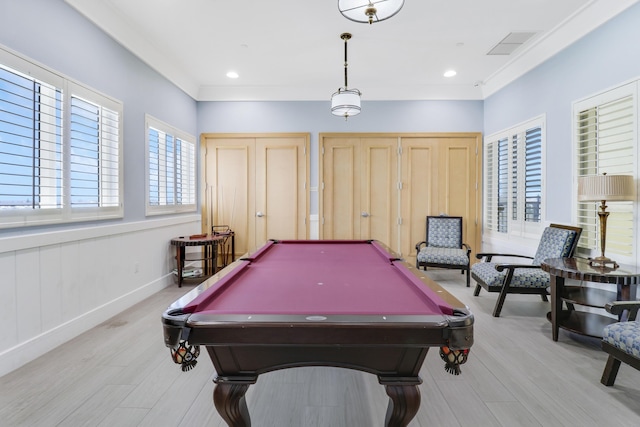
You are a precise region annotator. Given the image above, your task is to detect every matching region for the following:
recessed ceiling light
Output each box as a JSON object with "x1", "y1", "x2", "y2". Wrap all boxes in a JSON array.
[
  {"x1": 226, "y1": 71, "x2": 239, "y2": 79},
  {"x1": 444, "y1": 70, "x2": 457, "y2": 78}
]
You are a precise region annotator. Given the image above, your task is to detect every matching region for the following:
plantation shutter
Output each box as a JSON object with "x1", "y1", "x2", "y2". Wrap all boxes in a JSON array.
[
  {"x1": 147, "y1": 119, "x2": 196, "y2": 213},
  {"x1": 524, "y1": 126, "x2": 542, "y2": 223},
  {"x1": 576, "y1": 94, "x2": 635, "y2": 256},
  {"x1": 2, "y1": 46, "x2": 123, "y2": 227},
  {"x1": 176, "y1": 137, "x2": 196, "y2": 205},
  {"x1": 69, "y1": 95, "x2": 120, "y2": 208},
  {"x1": 511, "y1": 134, "x2": 518, "y2": 222},
  {"x1": 483, "y1": 137, "x2": 510, "y2": 233},
  {"x1": 497, "y1": 137, "x2": 508, "y2": 232},
  {"x1": 0, "y1": 66, "x2": 63, "y2": 210},
  {"x1": 483, "y1": 116, "x2": 545, "y2": 239},
  {"x1": 148, "y1": 127, "x2": 167, "y2": 207},
  {"x1": 484, "y1": 140, "x2": 497, "y2": 232}
]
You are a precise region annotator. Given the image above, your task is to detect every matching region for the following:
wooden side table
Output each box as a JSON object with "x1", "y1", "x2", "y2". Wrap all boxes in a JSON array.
[
  {"x1": 170, "y1": 232, "x2": 235, "y2": 287},
  {"x1": 541, "y1": 257, "x2": 640, "y2": 341}
]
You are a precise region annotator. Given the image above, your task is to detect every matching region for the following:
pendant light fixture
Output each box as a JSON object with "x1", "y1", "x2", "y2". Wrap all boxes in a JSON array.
[
  {"x1": 331, "y1": 33, "x2": 361, "y2": 120},
  {"x1": 338, "y1": 0, "x2": 405, "y2": 25}
]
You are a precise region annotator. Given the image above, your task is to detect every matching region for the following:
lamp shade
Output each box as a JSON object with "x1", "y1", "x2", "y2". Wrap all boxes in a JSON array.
[
  {"x1": 331, "y1": 88, "x2": 361, "y2": 118},
  {"x1": 577, "y1": 174, "x2": 635, "y2": 202},
  {"x1": 338, "y1": 0, "x2": 404, "y2": 24}
]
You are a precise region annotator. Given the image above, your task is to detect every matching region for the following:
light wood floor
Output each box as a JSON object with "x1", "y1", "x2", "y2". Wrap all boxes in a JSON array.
[{"x1": 2, "y1": 270, "x2": 640, "y2": 426}]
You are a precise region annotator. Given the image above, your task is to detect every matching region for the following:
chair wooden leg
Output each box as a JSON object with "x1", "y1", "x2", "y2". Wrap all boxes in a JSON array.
[
  {"x1": 465, "y1": 269, "x2": 470, "y2": 287},
  {"x1": 493, "y1": 282, "x2": 513, "y2": 317},
  {"x1": 601, "y1": 355, "x2": 622, "y2": 386},
  {"x1": 493, "y1": 289, "x2": 508, "y2": 317},
  {"x1": 540, "y1": 294, "x2": 548, "y2": 302},
  {"x1": 493, "y1": 270, "x2": 517, "y2": 317},
  {"x1": 473, "y1": 284, "x2": 482, "y2": 296}
]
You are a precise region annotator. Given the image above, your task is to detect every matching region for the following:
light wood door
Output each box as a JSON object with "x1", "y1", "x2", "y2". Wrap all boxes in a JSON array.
[
  {"x1": 400, "y1": 139, "x2": 435, "y2": 256},
  {"x1": 320, "y1": 135, "x2": 398, "y2": 248},
  {"x1": 203, "y1": 137, "x2": 254, "y2": 256},
  {"x1": 361, "y1": 136, "x2": 399, "y2": 246},
  {"x1": 320, "y1": 133, "x2": 480, "y2": 259},
  {"x1": 202, "y1": 134, "x2": 309, "y2": 256},
  {"x1": 400, "y1": 134, "x2": 480, "y2": 260},
  {"x1": 255, "y1": 137, "x2": 308, "y2": 244},
  {"x1": 321, "y1": 136, "x2": 361, "y2": 239}
]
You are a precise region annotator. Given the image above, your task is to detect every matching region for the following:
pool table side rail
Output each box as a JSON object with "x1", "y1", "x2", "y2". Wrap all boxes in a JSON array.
[
  {"x1": 163, "y1": 307, "x2": 473, "y2": 350},
  {"x1": 162, "y1": 317, "x2": 473, "y2": 357},
  {"x1": 179, "y1": 260, "x2": 254, "y2": 314},
  {"x1": 391, "y1": 260, "x2": 456, "y2": 315},
  {"x1": 402, "y1": 262, "x2": 470, "y2": 310}
]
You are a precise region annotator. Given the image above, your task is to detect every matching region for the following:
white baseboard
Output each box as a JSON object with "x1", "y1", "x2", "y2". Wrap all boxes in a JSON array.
[{"x1": 0, "y1": 275, "x2": 172, "y2": 378}]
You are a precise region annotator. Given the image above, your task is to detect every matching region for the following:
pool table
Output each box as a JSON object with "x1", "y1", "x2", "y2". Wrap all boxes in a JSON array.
[{"x1": 162, "y1": 239, "x2": 474, "y2": 427}]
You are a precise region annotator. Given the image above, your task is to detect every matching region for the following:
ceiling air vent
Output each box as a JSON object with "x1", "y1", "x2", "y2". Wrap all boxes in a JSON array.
[{"x1": 487, "y1": 32, "x2": 536, "y2": 55}]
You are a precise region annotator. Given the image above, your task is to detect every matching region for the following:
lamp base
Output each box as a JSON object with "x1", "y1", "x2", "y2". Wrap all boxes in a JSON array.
[{"x1": 588, "y1": 255, "x2": 619, "y2": 269}]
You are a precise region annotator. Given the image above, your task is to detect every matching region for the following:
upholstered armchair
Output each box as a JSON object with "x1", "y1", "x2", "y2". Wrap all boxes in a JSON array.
[
  {"x1": 416, "y1": 216, "x2": 471, "y2": 287},
  {"x1": 601, "y1": 301, "x2": 640, "y2": 386},
  {"x1": 471, "y1": 224, "x2": 582, "y2": 317}
]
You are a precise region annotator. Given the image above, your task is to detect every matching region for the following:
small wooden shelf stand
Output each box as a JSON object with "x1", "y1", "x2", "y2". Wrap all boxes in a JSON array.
[{"x1": 170, "y1": 228, "x2": 235, "y2": 287}]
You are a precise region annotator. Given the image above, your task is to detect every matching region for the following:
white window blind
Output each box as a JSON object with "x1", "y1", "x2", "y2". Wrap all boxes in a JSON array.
[
  {"x1": 69, "y1": 95, "x2": 120, "y2": 208},
  {"x1": 524, "y1": 126, "x2": 543, "y2": 223},
  {"x1": 575, "y1": 87, "x2": 636, "y2": 258},
  {"x1": 146, "y1": 115, "x2": 196, "y2": 215},
  {"x1": 483, "y1": 116, "x2": 545, "y2": 238},
  {"x1": 0, "y1": 65, "x2": 63, "y2": 211},
  {"x1": 497, "y1": 137, "x2": 509, "y2": 232},
  {"x1": 0, "y1": 47, "x2": 123, "y2": 228},
  {"x1": 484, "y1": 140, "x2": 497, "y2": 232},
  {"x1": 511, "y1": 135, "x2": 518, "y2": 222},
  {"x1": 483, "y1": 137, "x2": 509, "y2": 234}
]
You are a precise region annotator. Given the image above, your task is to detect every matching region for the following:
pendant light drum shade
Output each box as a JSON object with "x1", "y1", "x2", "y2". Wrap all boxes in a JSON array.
[
  {"x1": 331, "y1": 88, "x2": 361, "y2": 117},
  {"x1": 338, "y1": 0, "x2": 405, "y2": 24}
]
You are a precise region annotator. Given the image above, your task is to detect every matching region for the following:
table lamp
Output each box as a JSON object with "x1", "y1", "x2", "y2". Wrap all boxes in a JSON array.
[{"x1": 578, "y1": 173, "x2": 635, "y2": 268}]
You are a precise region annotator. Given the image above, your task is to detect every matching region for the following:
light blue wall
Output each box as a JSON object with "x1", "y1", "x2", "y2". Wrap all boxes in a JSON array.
[
  {"x1": 197, "y1": 100, "x2": 484, "y2": 137},
  {"x1": 0, "y1": 0, "x2": 198, "y2": 237},
  {"x1": 484, "y1": 2, "x2": 640, "y2": 224}
]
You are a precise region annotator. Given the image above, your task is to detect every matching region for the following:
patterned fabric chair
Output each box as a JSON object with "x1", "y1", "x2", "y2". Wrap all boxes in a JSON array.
[
  {"x1": 601, "y1": 301, "x2": 640, "y2": 386},
  {"x1": 471, "y1": 224, "x2": 582, "y2": 317},
  {"x1": 416, "y1": 216, "x2": 471, "y2": 287}
]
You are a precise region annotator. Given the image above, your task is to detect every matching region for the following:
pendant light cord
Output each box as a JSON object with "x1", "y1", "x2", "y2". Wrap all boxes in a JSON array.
[{"x1": 344, "y1": 36, "x2": 348, "y2": 89}]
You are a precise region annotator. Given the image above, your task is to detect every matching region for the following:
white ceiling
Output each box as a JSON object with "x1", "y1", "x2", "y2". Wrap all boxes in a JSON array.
[{"x1": 64, "y1": 0, "x2": 639, "y2": 102}]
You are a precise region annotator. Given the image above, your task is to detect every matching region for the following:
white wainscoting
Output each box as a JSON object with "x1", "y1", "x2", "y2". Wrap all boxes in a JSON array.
[{"x1": 0, "y1": 215, "x2": 201, "y2": 377}]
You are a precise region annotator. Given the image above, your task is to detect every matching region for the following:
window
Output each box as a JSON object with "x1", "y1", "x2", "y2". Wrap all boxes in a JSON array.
[
  {"x1": 145, "y1": 115, "x2": 196, "y2": 215},
  {"x1": 574, "y1": 82, "x2": 637, "y2": 263},
  {"x1": 483, "y1": 116, "x2": 545, "y2": 238},
  {"x1": 0, "y1": 48, "x2": 123, "y2": 228}
]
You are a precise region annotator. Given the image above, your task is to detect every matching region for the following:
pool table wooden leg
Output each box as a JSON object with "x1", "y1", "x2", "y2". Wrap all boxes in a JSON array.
[
  {"x1": 381, "y1": 380, "x2": 421, "y2": 427},
  {"x1": 213, "y1": 375, "x2": 257, "y2": 427}
]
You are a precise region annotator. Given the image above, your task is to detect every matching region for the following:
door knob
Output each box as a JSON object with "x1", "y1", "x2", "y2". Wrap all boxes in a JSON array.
[
  {"x1": 361, "y1": 212, "x2": 370, "y2": 218},
  {"x1": 256, "y1": 211, "x2": 265, "y2": 217}
]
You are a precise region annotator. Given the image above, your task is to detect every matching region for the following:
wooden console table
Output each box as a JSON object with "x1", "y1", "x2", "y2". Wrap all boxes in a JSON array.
[
  {"x1": 170, "y1": 231, "x2": 235, "y2": 287},
  {"x1": 542, "y1": 257, "x2": 640, "y2": 341}
]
